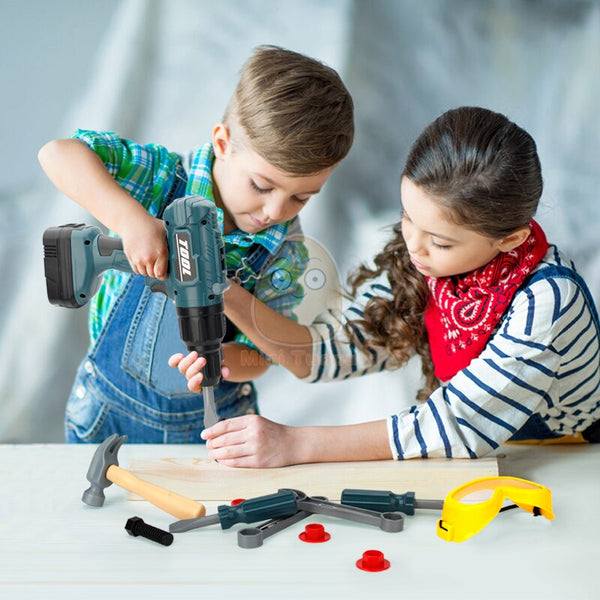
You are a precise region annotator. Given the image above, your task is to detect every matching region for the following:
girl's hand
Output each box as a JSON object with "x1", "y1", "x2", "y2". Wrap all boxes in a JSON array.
[
  {"x1": 120, "y1": 215, "x2": 169, "y2": 279},
  {"x1": 201, "y1": 415, "x2": 297, "y2": 468},
  {"x1": 168, "y1": 351, "x2": 231, "y2": 392}
]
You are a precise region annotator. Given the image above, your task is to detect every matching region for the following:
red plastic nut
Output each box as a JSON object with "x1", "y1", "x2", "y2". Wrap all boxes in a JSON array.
[
  {"x1": 230, "y1": 498, "x2": 245, "y2": 506},
  {"x1": 356, "y1": 549, "x2": 390, "y2": 572},
  {"x1": 298, "y1": 523, "x2": 331, "y2": 543}
]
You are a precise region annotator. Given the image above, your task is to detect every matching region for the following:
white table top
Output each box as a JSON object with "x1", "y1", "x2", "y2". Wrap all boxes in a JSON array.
[{"x1": 0, "y1": 442, "x2": 598, "y2": 599}]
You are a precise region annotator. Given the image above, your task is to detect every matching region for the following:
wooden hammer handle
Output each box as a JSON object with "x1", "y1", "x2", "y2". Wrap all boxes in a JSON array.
[{"x1": 106, "y1": 465, "x2": 206, "y2": 519}]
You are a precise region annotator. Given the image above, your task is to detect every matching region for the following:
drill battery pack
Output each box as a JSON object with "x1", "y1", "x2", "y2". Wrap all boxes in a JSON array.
[{"x1": 43, "y1": 224, "x2": 85, "y2": 308}]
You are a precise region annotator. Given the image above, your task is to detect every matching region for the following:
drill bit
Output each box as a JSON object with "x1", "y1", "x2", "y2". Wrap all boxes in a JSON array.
[{"x1": 203, "y1": 385, "x2": 218, "y2": 429}]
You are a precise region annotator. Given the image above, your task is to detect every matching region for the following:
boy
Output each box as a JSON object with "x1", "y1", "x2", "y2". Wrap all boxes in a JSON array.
[{"x1": 38, "y1": 45, "x2": 354, "y2": 443}]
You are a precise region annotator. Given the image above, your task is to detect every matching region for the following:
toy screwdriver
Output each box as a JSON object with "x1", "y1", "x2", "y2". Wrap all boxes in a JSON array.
[
  {"x1": 341, "y1": 489, "x2": 443, "y2": 515},
  {"x1": 169, "y1": 490, "x2": 298, "y2": 533}
]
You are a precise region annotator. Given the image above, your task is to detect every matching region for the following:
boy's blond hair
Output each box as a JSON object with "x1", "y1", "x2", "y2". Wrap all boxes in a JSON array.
[{"x1": 223, "y1": 45, "x2": 354, "y2": 175}]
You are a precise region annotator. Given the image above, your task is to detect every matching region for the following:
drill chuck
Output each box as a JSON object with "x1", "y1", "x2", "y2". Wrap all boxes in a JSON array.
[{"x1": 177, "y1": 303, "x2": 226, "y2": 388}]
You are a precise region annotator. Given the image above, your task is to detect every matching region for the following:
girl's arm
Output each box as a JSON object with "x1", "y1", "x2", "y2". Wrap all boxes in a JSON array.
[
  {"x1": 222, "y1": 342, "x2": 271, "y2": 382},
  {"x1": 38, "y1": 138, "x2": 168, "y2": 279},
  {"x1": 172, "y1": 277, "x2": 396, "y2": 384},
  {"x1": 224, "y1": 280, "x2": 315, "y2": 378},
  {"x1": 201, "y1": 415, "x2": 392, "y2": 467}
]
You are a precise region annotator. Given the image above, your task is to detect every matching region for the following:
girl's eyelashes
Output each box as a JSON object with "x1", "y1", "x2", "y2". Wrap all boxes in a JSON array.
[
  {"x1": 250, "y1": 179, "x2": 270, "y2": 194},
  {"x1": 432, "y1": 240, "x2": 452, "y2": 250}
]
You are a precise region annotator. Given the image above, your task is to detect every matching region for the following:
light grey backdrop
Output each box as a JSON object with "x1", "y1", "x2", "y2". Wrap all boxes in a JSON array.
[{"x1": 1, "y1": 0, "x2": 598, "y2": 442}]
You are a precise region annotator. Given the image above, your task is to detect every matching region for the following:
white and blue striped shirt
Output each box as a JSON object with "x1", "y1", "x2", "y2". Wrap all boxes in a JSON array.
[{"x1": 302, "y1": 247, "x2": 600, "y2": 459}]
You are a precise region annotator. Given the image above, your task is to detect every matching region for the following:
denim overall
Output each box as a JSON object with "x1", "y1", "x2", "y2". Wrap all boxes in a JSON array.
[{"x1": 65, "y1": 166, "x2": 270, "y2": 443}]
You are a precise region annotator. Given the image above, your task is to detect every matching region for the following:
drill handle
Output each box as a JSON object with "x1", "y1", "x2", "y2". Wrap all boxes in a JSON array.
[
  {"x1": 94, "y1": 234, "x2": 134, "y2": 274},
  {"x1": 43, "y1": 223, "x2": 134, "y2": 308},
  {"x1": 94, "y1": 234, "x2": 169, "y2": 295}
]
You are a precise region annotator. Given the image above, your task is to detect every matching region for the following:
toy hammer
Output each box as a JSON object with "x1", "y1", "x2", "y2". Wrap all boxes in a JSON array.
[{"x1": 82, "y1": 433, "x2": 205, "y2": 520}]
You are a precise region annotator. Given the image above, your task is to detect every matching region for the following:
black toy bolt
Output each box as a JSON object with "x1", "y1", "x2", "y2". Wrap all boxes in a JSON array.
[{"x1": 125, "y1": 516, "x2": 174, "y2": 546}]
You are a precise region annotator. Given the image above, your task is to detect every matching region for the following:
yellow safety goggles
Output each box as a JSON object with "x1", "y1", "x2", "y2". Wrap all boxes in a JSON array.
[{"x1": 437, "y1": 476, "x2": 554, "y2": 543}]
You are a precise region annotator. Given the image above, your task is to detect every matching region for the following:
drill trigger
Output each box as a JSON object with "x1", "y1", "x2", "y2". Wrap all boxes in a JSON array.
[{"x1": 149, "y1": 281, "x2": 167, "y2": 295}]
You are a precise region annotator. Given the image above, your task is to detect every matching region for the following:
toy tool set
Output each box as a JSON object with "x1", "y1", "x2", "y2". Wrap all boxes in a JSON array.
[{"x1": 78, "y1": 435, "x2": 555, "y2": 572}]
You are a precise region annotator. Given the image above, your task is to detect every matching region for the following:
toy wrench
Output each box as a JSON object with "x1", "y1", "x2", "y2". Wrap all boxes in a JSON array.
[
  {"x1": 281, "y1": 489, "x2": 404, "y2": 532},
  {"x1": 238, "y1": 510, "x2": 311, "y2": 548},
  {"x1": 237, "y1": 495, "x2": 329, "y2": 548}
]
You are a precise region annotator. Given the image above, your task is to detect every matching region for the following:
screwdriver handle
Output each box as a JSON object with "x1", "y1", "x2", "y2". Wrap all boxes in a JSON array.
[
  {"x1": 217, "y1": 490, "x2": 298, "y2": 530},
  {"x1": 341, "y1": 489, "x2": 417, "y2": 515}
]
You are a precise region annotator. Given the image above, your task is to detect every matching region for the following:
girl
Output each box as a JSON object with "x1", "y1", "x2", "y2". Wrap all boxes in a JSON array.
[{"x1": 171, "y1": 106, "x2": 600, "y2": 466}]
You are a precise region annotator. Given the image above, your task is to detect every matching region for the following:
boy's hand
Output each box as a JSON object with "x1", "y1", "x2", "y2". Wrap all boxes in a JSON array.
[
  {"x1": 201, "y1": 415, "x2": 296, "y2": 468},
  {"x1": 168, "y1": 351, "x2": 231, "y2": 392},
  {"x1": 120, "y1": 215, "x2": 169, "y2": 279}
]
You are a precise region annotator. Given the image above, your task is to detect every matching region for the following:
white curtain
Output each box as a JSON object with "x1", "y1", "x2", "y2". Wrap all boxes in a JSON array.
[{"x1": 1, "y1": 0, "x2": 598, "y2": 441}]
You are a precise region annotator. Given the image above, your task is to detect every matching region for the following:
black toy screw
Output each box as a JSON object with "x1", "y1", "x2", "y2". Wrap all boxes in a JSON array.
[{"x1": 125, "y1": 516, "x2": 174, "y2": 546}]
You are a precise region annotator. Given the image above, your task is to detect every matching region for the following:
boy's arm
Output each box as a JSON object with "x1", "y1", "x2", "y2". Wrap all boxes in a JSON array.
[{"x1": 38, "y1": 138, "x2": 168, "y2": 279}]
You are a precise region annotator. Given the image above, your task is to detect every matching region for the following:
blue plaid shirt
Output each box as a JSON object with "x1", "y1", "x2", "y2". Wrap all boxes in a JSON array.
[{"x1": 73, "y1": 130, "x2": 309, "y2": 354}]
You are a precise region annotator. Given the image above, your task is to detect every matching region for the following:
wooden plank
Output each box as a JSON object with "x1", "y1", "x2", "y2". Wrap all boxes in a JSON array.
[{"x1": 129, "y1": 457, "x2": 499, "y2": 501}]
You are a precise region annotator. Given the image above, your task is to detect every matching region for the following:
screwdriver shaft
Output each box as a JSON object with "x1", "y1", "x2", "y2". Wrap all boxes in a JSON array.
[
  {"x1": 415, "y1": 499, "x2": 444, "y2": 510},
  {"x1": 170, "y1": 512, "x2": 220, "y2": 533}
]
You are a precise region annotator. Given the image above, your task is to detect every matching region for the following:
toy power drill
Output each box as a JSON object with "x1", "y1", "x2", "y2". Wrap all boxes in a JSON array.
[{"x1": 42, "y1": 195, "x2": 228, "y2": 428}]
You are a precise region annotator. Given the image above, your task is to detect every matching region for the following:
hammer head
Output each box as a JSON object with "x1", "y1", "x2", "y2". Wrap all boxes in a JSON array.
[{"x1": 82, "y1": 433, "x2": 127, "y2": 507}]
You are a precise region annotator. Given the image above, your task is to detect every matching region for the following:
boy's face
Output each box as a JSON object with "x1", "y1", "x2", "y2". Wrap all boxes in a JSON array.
[
  {"x1": 212, "y1": 123, "x2": 334, "y2": 234},
  {"x1": 400, "y1": 177, "x2": 529, "y2": 278}
]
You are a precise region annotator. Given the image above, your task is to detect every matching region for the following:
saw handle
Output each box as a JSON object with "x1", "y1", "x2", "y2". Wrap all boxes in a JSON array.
[{"x1": 106, "y1": 465, "x2": 206, "y2": 520}]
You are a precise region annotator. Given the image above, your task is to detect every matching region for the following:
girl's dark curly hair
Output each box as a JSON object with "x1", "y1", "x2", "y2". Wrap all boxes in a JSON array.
[
  {"x1": 345, "y1": 107, "x2": 543, "y2": 400},
  {"x1": 347, "y1": 226, "x2": 435, "y2": 400}
]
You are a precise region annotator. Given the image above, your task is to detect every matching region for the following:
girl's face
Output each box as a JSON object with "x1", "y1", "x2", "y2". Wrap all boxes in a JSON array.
[{"x1": 400, "y1": 177, "x2": 508, "y2": 278}]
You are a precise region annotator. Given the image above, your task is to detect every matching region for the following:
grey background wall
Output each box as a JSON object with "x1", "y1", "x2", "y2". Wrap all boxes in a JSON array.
[{"x1": 1, "y1": 0, "x2": 598, "y2": 442}]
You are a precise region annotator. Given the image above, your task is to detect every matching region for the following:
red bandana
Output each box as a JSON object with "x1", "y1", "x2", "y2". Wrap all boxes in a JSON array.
[{"x1": 424, "y1": 220, "x2": 549, "y2": 382}]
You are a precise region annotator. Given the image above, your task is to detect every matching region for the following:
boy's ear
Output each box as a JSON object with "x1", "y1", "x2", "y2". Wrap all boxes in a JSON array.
[
  {"x1": 497, "y1": 226, "x2": 531, "y2": 252},
  {"x1": 212, "y1": 123, "x2": 231, "y2": 159}
]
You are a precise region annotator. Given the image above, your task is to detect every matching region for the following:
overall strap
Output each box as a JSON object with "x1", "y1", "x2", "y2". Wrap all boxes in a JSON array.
[
  {"x1": 158, "y1": 162, "x2": 188, "y2": 217},
  {"x1": 227, "y1": 243, "x2": 273, "y2": 284}
]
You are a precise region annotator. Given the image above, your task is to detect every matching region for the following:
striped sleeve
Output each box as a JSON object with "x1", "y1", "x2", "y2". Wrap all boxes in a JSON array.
[
  {"x1": 388, "y1": 272, "x2": 599, "y2": 459},
  {"x1": 300, "y1": 276, "x2": 397, "y2": 382}
]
